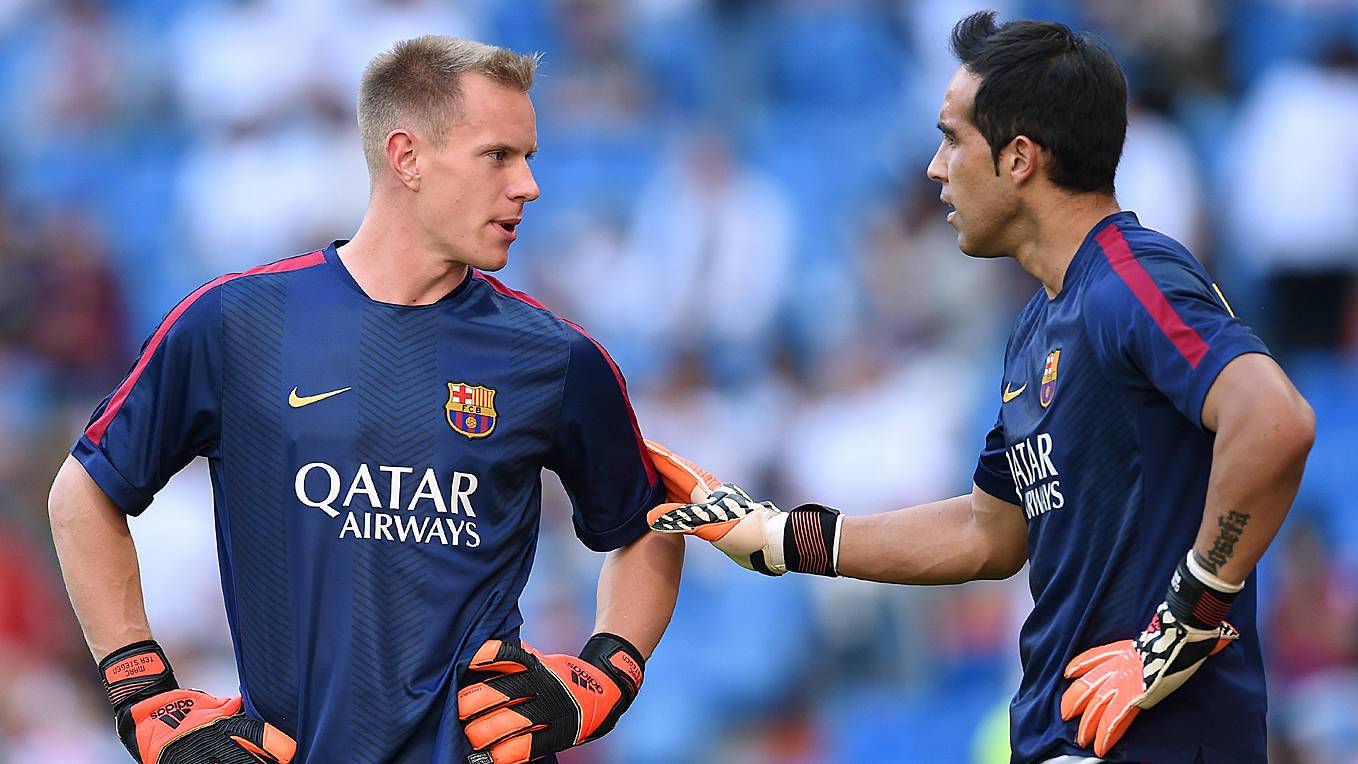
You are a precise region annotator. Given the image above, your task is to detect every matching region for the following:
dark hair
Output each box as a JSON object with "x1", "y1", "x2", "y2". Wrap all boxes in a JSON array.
[{"x1": 950, "y1": 11, "x2": 1126, "y2": 194}]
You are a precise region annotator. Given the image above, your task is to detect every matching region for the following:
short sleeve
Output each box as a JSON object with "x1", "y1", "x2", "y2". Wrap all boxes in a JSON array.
[
  {"x1": 1085, "y1": 240, "x2": 1270, "y2": 429},
  {"x1": 546, "y1": 323, "x2": 665, "y2": 552},
  {"x1": 974, "y1": 411, "x2": 1020, "y2": 505},
  {"x1": 72, "y1": 283, "x2": 224, "y2": 516}
]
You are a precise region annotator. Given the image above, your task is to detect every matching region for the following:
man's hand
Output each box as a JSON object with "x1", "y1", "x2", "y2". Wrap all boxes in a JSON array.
[
  {"x1": 99, "y1": 640, "x2": 295, "y2": 763},
  {"x1": 1060, "y1": 553, "x2": 1242, "y2": 756},
  {"x1": 648, "y1": 488, "x2": 843, "y2": 577},
  {"x1": 458, "y1": 633, "x2": 645, "y2": 764}
]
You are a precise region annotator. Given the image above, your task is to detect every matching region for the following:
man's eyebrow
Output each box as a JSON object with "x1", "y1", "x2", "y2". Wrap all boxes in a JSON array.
[{"x1": 474, "y1": 143, "x2": 538, "y2": 156}]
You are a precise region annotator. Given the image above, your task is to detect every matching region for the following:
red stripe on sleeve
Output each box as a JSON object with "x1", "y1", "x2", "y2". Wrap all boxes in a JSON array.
[
  {"x1": 474, "y1": 273, "x2": 657, "y2": 484},
  {"x1": 84, "y1": 251, "x2": 326, "y2": 446},
  {"x1": 1095, "y1": 226, "x2": 1209, "y2": 368}
]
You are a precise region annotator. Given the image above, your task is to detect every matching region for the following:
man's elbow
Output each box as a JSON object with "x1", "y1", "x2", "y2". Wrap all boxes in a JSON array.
[
  {"x1": 1277, "y1": 392, "x2": 1316, "y2": 469},
  {"x1": 977, "y1": 548, "x2": 1026, "y2": 581},
  {"x1": 48, "y1": 459, "x2": 80, "y2": 529},
  {"x1": 974, "y1": 529, "x2": 1027, "y2": 580}
]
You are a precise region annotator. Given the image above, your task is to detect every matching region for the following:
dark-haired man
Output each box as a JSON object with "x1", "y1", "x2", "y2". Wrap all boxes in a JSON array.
[{"x1": 649, "y1": 11, "x2": 1313, "y2": 764}]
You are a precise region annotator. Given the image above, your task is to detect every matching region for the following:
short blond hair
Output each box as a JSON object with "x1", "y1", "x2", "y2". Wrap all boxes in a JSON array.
[{"x1": 357, "y1": 36, "x2": 541, "y2": 179}]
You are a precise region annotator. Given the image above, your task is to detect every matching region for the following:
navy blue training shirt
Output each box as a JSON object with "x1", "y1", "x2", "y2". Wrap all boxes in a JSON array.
[
  {"x1": 73, "y1": 242, "x2": 666, "y2": 763},
  {"x1": 972, "y1": 213, "x2": 1270, "y2": 764}
]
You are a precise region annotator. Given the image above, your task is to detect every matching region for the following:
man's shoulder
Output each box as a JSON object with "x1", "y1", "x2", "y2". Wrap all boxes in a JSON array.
[
  {"x1": 470, "y1": 272, "x2": 596, "y2": 349},
  {"x1": 1085, "y1": 219, "x2": 1210, "y2": 293},
  {"x1": 152, "y1": 250, "x2": 328, "y2": 345},
  {"x1": 195, "y1": 249, "x2": 331, "y2": 302},
  {"x1": 1077, "y1": 221, "x2": 1216, "y2": 324}
]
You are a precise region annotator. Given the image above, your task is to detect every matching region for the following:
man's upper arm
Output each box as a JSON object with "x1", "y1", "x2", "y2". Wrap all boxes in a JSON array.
[
  {"x1": 546, "y1": 323, "x2": 665, "y2": 553},
  {"x1": 971, "y1": 482, "x2": 1027, "y2": 578},
  {"x1": 71, "y1": 283, "x2": 224, "y2": 516},
  {"x1": 1200, "y1": 352, "x2": 1310, "y2": 434}
]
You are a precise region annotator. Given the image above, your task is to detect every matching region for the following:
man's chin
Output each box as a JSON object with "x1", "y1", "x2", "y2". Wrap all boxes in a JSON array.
[
  {"x1": 955, "y1": 233, "x2": 991, "y2": 260},
  {"x1": 463, "y1": 246, "x2": 510, "y2": 272}
]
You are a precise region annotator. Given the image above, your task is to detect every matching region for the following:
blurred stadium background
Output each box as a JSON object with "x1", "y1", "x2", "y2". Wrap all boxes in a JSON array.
[{"x1": 1, "y1": 0, "x2": 1357, "y2": 761}]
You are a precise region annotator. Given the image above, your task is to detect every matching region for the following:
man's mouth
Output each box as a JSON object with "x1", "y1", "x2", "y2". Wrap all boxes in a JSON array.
[{"x1": 491, "y1": 218, "x2": 520, "y2": 240}]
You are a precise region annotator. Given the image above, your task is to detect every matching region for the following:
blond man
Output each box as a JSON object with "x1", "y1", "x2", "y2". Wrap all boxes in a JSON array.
[{"x1": 51, "y1": 36, "x2": 687, "y2": 764}]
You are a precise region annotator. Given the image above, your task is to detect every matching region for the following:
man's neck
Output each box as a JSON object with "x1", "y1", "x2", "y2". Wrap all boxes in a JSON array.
[
  {"x1": 1012, "y1": 193, "x2": 1121, "y2": 299},
  {"x1": 338, "y1": 202, "x2": 470, "y2": 306}
]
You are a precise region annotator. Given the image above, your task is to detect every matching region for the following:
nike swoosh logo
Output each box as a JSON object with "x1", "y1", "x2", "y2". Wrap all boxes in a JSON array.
[
  {"x1": 288, "y1": 386, "x2": 352, "y2": 408},
  {"x1": 1002, "y1": 383, "x2": 1027, "y2": 403}
]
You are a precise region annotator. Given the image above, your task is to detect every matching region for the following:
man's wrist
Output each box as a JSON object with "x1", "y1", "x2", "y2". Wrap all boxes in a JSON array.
[{"x1": 1166, "y1": 551, "x2": 1243, "y2": 630}]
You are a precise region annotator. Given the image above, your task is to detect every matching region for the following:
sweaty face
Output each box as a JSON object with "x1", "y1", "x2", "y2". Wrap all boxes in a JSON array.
[
  {"x1": 414, "y1": 73, "x2": 540, "y2": 272},
  {"x1": 926, "y1": 68, "x2": 1018, "y2": 258}
]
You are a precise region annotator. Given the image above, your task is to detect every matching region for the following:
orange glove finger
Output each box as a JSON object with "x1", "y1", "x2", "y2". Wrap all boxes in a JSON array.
[
  {"x1": 1064, "y1": 640, "x2": 1134, "y2": 678},
  {"x1": 483, "y1": 733, "x2": 534, "y2": 764},
  {"x1": 460, "y1": 641, "x2": 537, "y2": 721},
  {"x1": 1060, "y1": 668, "x2": 1106, "y2": 721},
  {"x1": 467, "y1": 640, "x2": 534, "y2": 674},
  {"x1": 463, "y1": 706, "x2": 537, "y2": 751},
  {"x1": 458, "y1": 680, "x2": 520, "y2": 721},
  {"x1": 1093, "y1": 703, "x2": 1140, "y2": 758},
  {"x1": 645, "y1": 440, "x2": 721, "y2": 503},
  {"x1": 646, "y1": 502, "x2": 741, "y2": 542},
  {"x1": 232, "y1": 723, "x2": 298, "y2": 764},
  {"x1": 1075, "y1": 679, "x2": 1117, "y2": 749}
]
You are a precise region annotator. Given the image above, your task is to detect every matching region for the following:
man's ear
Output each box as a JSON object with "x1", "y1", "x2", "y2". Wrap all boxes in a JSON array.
[
  {"x1": 386, "y1": 130, "x2": 420, "y2": 191},
  {"x1": 1005, "y1": 135, "x2": 1041, "y2": 186}
]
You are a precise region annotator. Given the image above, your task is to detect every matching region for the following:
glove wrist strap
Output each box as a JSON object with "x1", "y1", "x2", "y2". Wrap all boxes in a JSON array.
[
  {"x1": 580, "y1": 632, "x2": 646, "y2": 699},
  {"x1": 99, "y1": 639, "x2": 180, "y2": 758},
  {"x1": 783, "y1": 504, "x2": 843, "y2": 577},
  {"x1": 577, "y1": 632, "x2": 645, "y2": 744},
  {"x1": 1167, "y1": 552, "x2": 1242, "y2": 630},
  {"x1": 99, "y1": 639, "x2": 179, "y2": 715}
]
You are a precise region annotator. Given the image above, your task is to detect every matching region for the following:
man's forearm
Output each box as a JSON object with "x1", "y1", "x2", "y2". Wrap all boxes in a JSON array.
[
  {"x1": 49, "y1": 455, "x2": 153, "y2": 659},
  {"x1": 837, "y1": 489, "x2": 1027, "y2": 585},
  {"x1": 594, "y1": 531, "x2": 684, "y2": 657},
  {"x1": 1193, "y1": 395, "x2": 1314, "y2": 584}
]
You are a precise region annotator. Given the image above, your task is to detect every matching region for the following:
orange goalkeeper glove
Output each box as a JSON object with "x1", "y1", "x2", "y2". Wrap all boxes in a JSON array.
[
  {"x1": 99, "y1": 640, "x2": 296, "y2": 764},
  {"x1": 458, "y1": 633, "x2": 645, "y2": 764},
  {"x1": 1060, "y1": 552, "x2": 1243, "y2": 757}
]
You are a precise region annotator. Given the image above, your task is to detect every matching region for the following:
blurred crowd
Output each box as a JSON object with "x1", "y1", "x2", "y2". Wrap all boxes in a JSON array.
[{"x1": 2, "y1": 0, "x2": 1357, "y2": 762}]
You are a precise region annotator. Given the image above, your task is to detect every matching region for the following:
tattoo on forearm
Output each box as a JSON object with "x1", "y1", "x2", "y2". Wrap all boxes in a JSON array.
[{"x1": 1199, "y1": 511, "x2": 1250, "y2": 574}]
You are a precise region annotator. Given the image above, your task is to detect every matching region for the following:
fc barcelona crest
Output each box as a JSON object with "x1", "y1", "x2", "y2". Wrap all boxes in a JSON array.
[
  {"x1": 446, "y1": 382, "x2": 498, "y2": 438},
  {"x1": 1040, "y1": 349, "x2": 1061, "y2": 408}
]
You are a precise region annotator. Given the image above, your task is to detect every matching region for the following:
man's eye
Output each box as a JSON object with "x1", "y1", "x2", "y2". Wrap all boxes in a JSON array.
[{"x1": 488, "y1": 150, "x2": 505, "y2": 162}]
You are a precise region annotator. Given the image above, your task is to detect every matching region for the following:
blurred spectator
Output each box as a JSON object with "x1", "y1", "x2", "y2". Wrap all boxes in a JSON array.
[
  {"x1": 168, "y1": 0, "x2": 317, "y2": 130},
  {"x1": 619, "y1": 126, "x2": 795, "y2": 382},
  {"x1": 850, "y1": 177, "x2": 1022, "y2": 352},
  {"x1": 1268, "y1": 522, "x2": 1358, "y2": 763},
  {"x1": 25, "y1": 212, "x2": 129, "y2": 389},
  {"x1": 1225, "y1": 41, "x2": 1358, "y2": 356},
  {"x1": 1116, "y1": 96, "x2": 1209, "y2": 256},
  {"x1": 31, "y1": 0, "x2": 123, "y2": 131},
  {"x1": 1268, "y1": 521, "x2": 1358, "y2": 686}
]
